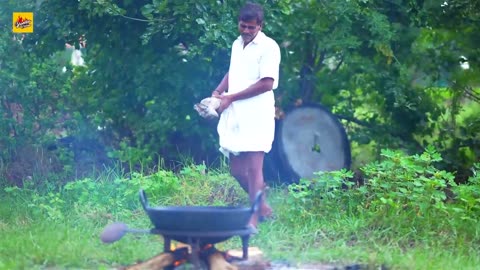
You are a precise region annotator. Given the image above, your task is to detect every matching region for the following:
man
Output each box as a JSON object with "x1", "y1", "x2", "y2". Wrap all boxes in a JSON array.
[{"x1": 212, "y1": 2, "x2": 281, "y2": 229}]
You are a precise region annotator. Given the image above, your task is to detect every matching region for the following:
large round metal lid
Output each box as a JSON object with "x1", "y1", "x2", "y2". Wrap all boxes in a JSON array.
[{"x1": 277, "y1": 104, "x2": 351, "y2": 179}]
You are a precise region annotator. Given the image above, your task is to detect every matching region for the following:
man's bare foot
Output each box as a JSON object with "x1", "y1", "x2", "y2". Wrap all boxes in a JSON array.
[
  {"x1": 247, "y1": 222, "x2": 258, "y2": 234},
  {"x1": 260, "y1": 203, "x2": 273, "y2": 217},
  {"x1": 257, "y1": 204, "x2": 273, "y2": 223}
]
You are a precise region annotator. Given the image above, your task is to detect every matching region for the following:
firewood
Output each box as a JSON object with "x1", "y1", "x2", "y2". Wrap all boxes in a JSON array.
[
  {"x1": 208, "y1": 252, "x2": 238, "y2": 270},
  {"x1": 228, "y1": 247, "x2": 268, "y2": 270},
  {"x1": 123, "y1": 253, "x2": 174, "y2": 270},
  {"x1": 227, "y1": 247, "x2": 263, "y2": 260}
]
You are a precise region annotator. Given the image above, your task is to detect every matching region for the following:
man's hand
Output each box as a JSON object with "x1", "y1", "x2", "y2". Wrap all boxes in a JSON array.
[{"x1": 214, "y1": 94, "x2": 233, "y2": 114}]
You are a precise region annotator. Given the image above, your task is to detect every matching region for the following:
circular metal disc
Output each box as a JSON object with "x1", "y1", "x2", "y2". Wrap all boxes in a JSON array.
[{"x1": 277, "y1": 104, "x2": 351, "y2": 180}]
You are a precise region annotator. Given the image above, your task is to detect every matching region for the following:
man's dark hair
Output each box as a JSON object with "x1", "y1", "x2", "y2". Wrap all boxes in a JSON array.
[{"x1": 238, "y1": 2, "x2": 264, "y2": 25}]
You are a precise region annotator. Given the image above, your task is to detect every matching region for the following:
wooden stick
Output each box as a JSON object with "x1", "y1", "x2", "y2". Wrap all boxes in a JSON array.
[
  {"x1": 208, "y1": 252, "x2": 238, "y2": 270},
  {"x1": 123, "y1": 253, "x2": 174, "y2": 270}
]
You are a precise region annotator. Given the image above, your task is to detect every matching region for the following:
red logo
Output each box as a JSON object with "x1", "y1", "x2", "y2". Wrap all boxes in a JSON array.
[{"x1": 15, "y1": 16, "x2": 32, "y2": 29}]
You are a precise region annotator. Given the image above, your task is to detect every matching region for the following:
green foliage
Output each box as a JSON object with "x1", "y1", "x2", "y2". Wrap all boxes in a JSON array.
[
  {"x1": 449, "y1": 163, "x2": 480, "y2": 222},
  {"x1": 3, "y1": 163, "x2": 244, "y2": 221},
  {"x1": 107, "y1": 140, "x2": 154, "y2": 173},
  {"x1": 285, "y1": 147, "x2": 480, "y2": 242},
  {"x1": 0, "y1": 29, "x2": 78, "y2": 184},
  {"x1": 360, "y1": 147, "x2": 456, "y2": 226},
  {"x1": 287, "y1": 169, "x2": 356, "y2": 221},
  {"x1": 2, "y1": 158, "x2": 480, "y2": 269},
  {"x1": 176, "y1": 164, "x2": 247, "y2": 206},
  {"x1": 1, "y1": 0, "x2": 479, "y2": 186},
  {"x1": 4, "y1": 185, "x2": 66, "y2": 221}
]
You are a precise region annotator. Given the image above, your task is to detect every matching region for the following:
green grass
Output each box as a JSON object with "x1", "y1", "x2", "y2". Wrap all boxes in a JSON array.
[
  {"x1": 253, "y1": 189, "x2": 480, "y2": 270},
  {"x1": 1, "y1": 162, "x2": 480, "y2": 270}
]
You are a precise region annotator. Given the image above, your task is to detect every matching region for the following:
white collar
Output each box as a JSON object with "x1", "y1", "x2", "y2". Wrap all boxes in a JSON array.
[{"x1": 237, "y1": 31, "x2": 265, "y2": 46}]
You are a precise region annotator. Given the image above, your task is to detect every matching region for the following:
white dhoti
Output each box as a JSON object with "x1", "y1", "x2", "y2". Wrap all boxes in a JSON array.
[{"x1": 217, "y1": 93, "x2": 275, "y2": 157}]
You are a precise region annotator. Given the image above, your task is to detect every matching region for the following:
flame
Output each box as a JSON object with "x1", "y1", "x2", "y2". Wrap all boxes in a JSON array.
[
  {"x1": 168, "y1": 243, "x2": 217, "y2": 267},
  {"x1": 171, "y1": 242, "x2": 191, "y2": 252},
  {"x1": 169, "y1": 246, "x2": 190, "y2": 267},
  {"x1": 173, "y1": 259, "x2": 187, "y2": 267}
]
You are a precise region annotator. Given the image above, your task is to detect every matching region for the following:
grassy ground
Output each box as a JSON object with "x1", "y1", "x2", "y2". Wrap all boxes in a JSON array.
[{"x1": 1, "y1": 163, "x2": 479, "y2": 270}]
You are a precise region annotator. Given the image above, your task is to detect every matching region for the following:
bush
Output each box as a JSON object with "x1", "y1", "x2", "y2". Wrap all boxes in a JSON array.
[
  {"x1": 449, "y1": 163, "x2": 480, "y2": 222},
  {"x1": 3, "y1": 163, "x2": 246, "y2": 224},
  {"x1": 360, "y1": 147, "x2": 456, "y2": 221},
  {"x1": 285, "y1": 147, "x2": 480, "y2": 243}
]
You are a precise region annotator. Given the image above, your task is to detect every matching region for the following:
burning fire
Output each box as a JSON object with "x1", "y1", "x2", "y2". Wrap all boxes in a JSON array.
[
  {"x1": 173, "y1": 258, "x2": 187, "y2": 267},
  {"x1": 170, "y1": 243, "x2": 220, "y2": 267},
  {"x1": 171, "y1": 246, "x2": 189, "y2": 267}
]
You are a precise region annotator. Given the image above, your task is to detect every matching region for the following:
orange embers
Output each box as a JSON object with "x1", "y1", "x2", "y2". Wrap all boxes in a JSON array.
[
  {"x1": 170, "y1": 246, "x2": 189, "y2": 267},
  {"x1": 173, "y1": 259, "x2": 186, "y2": 267},
  {"x1": 170, "y1": 243, "x2": 217, "y2": 267}
]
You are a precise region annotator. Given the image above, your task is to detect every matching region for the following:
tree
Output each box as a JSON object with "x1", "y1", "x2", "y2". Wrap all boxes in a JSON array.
[{"x1": 1, "y1": 0, "x2": 478, "y2": 184}]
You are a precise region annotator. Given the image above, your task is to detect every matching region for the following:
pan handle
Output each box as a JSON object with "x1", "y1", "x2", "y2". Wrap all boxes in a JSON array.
[
  {"x1": 250, "y1": 191, "x2": 263, "y2": 214},
  {"x1": 139, "y1": 189, "x2": 149, "y2": 211}
]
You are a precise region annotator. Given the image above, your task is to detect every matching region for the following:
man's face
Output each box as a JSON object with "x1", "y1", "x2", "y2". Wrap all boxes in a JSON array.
[{"x1": 238, "y1": 19, "x2": 261, "y2": 44}]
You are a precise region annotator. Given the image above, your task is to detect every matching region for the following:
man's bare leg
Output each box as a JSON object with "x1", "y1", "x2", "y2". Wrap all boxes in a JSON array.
[
  {"x1": 230, "y1": 153, "x2": 249, "y2": 193},
  {"x1": 243, "y1": 151, "x2": 272, "y2": 227},
  {"x1": 230, "y1": 152, "x2": 272, "y2": 228}
]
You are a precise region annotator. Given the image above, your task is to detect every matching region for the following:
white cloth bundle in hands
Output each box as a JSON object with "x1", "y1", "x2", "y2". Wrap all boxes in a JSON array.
[{"x1": 194, "y1": 97, "x2": 221, "y2": 119}]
